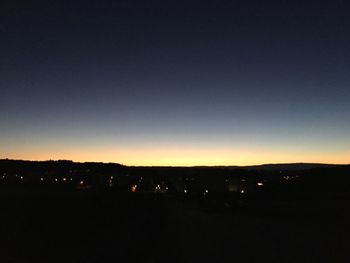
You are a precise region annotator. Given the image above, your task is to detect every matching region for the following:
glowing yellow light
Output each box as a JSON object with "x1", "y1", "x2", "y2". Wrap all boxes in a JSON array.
[
  {"x1": 131, "y1": 185, "x2": 137, "y2": 193},
  {"x1": 257, "y1": 182, "x2": 263, "y2": 186},
  {"x1": 7, "y1": 142, "x2": 350, "y2": 167}
]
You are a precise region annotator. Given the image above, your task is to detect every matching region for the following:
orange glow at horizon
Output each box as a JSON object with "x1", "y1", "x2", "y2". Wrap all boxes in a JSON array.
[{"x1": 2, "y1": 145, "x2": 349, "y2": 166}]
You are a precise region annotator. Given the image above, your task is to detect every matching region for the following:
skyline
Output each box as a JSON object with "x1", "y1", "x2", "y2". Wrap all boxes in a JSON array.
[{"x1": 1, "y1": 0, "x2": 350, "y2": 166}]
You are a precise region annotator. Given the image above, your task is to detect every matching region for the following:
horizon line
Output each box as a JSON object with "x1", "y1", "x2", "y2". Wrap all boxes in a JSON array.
[{"x1": 1, "y1": 158, "x2": 349, "y2": 168}]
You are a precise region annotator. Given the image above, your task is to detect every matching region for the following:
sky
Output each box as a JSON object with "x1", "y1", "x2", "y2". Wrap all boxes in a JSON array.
[{"x1": 1, "y1": 0, "x2": 350, "y2": 166}]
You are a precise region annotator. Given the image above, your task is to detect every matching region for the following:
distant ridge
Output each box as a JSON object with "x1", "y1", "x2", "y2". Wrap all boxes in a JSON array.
[
  {"x1": 238, "y1": 163, "x2": 344, "y2": 171},
  {"x1": 0, "y1": 159, "x2": 124, "y2": 165},
  {"x1": 0, "y1": 159, "x2": 348, "y2": 171}
]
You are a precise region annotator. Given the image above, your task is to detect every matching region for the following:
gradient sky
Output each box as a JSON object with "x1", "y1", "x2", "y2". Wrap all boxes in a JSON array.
[{"x1": 1, "y1": 0, "x2": 350, "y2": 165}]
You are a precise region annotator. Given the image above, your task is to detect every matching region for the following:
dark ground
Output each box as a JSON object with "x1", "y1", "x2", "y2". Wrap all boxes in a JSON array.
[{"x1": 1, "y1": 192, "x2": 350, "y2": 263}]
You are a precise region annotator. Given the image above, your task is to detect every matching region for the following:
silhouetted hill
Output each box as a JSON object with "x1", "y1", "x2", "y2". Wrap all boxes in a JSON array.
[
  {"x1": 0, "y1": 159, "x2": 124, "y2": 168},
  {"x1": 1, "y1": 159, "x2": 348, "y2": 172},
  {"x1": 239, "y1": 163, "x2": 344, "y2": 171}
]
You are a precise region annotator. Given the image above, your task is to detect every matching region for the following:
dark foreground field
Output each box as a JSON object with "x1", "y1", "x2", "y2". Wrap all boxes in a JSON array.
[{"x1": 1, "y1": 191, "x2": 350, "y2": 263}]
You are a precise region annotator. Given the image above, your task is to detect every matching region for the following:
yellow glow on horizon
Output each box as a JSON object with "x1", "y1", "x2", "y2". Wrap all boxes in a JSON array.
[{"x1": 2, "y1": 144, "x2": 349, "y2": 166}]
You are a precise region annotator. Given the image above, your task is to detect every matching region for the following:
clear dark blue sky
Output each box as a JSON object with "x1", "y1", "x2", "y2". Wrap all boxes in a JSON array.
[{"x1": 1, "y1": 0, "x2": 350, "y2": 165}]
